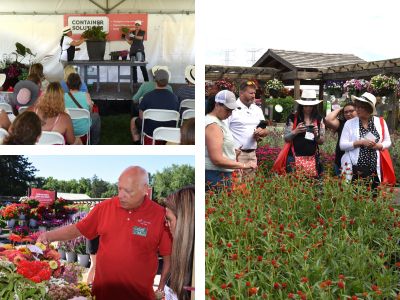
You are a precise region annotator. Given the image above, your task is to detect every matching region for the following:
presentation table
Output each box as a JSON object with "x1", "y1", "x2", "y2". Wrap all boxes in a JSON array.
[{"x1": 68, "y1": 60, "x2": 148, "y2": 93}]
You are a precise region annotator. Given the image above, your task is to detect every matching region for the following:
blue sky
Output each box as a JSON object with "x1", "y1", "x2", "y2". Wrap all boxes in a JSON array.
[
  {"x1": 203, "y1": 0, "x2": 400, "y2": 66},
  {"x1": 26, "y1": 155, "x2": 195, "y2": 183}
]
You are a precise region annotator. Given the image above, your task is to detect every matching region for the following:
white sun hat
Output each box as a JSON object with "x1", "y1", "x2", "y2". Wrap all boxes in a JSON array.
[{"x1": 295, "y1": 90, "x2": 323, "y2": 106}]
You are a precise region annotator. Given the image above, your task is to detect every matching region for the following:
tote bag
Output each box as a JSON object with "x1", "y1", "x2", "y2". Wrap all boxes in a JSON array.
[
  {"x1": 379, "y1": 117, "x2": 396, "y2": 185},
  {"x1": 271, "y1": 115, "x2": 297, "y2": 174}
]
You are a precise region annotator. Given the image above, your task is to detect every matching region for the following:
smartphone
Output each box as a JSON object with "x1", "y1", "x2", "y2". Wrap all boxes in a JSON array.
[{"x1": 306, "y1": 125, "x2": 315, "y2": 132}]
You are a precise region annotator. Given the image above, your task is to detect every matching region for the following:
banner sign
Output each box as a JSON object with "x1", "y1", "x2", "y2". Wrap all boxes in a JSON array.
[
  {"x1": 30, "y1": 188, "x2": 56, "y2": 206},
  {"x1": 64, "y1": 14, "x2": 148, "y2": 41}
]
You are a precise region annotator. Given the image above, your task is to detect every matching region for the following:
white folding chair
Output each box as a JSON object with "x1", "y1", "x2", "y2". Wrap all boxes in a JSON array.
[
  {"x1": 141, "y1": 109, "x2": 180, "y2": 144},
  {"x1": 0, "y1": 128, "x2": 9, "y2": 144},
  {"x1": 37, "y1": 131, "x2": 65, "y2": 145},
  {"x1": 66, "y1": 108, "x2": 91, "y2": 145},
  {"x1": 180, "y1": 109, "x2": 195, "y2": 126},
  {"x1": 179, "y1": 99, "x2": 195, "y2": 113},
  {"x1": 152, "y1": 127, "x2": 181, "y2": 145},
  {"x1": 0, "y1": 103, "x2": 12, "y2": 113},
  {"x1": 18, "y1": 106, "x2": 29, "y2": 114}
]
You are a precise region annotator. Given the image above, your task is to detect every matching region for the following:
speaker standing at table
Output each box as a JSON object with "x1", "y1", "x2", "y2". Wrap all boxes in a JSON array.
[
  {"x1": 126, "y1": 20, "x2": 149, "y2": 84},
  {"x1": 60, "y1": 26, "x2": 86, "y2": 67}
]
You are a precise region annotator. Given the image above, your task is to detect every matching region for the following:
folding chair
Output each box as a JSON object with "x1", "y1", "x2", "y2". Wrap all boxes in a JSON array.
[
  {"x1": 0, "y1": 103, "x2": 12, "y2": 113},
  {"x1": 18, "y1": 106, "x2": 29, "y2": 114},
  {"x1": 37, "y1": 131, "x2": 65, "y2": 145},
  {"x1": 179, "y1": 99, "x2": 195, "y2": 113},
  {"x1": 152, "y1": 127, "x2": 181, "y2": 144},
  {"x1": 180, "y1": 109, "x2": 195, "y2": 126},
  {"x1": 141, "y1": 109, "x2": 180, "y2": 145},
  {"x1": 66, "y1": 108, "x2": 91, "y2": 145},
  {"x1": 0, "y1": 128, "x2": 9, "y2": 144}
]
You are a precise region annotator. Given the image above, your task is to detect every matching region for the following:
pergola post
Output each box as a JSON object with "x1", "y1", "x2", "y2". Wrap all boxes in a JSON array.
[{"x1": 294, "y1": 79, "x2": 300, "y2": 99}]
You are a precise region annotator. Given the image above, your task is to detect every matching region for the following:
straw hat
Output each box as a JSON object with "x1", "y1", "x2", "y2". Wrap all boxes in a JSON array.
[
  {"x1": 185, "y1": 65, "x2": 195, "y2": 84},
  {"x1": 295, "y1": 90, "x2": 322, "y2": 106},
  {"x1": 351, "y1": 92, "x2": 377, "y2": 115}
]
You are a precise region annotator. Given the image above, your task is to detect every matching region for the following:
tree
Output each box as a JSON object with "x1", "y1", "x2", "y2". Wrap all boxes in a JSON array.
[
  {"x1": 152, "y1": 164, "x2": 195, "y2": 199},
  {"x1": 91, "y1": 175, "x2": 109, "y2": 198},
  {"x1": 0, "y1": 156, "x2": 37, "y2": 196}
]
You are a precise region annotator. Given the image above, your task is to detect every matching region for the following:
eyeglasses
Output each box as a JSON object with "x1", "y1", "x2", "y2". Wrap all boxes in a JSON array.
[
  {"x1": 246, "y1": 81, "x2": 256, "y2": 86},
  {"x1": 344, "y1": 109, "x2": 355, "y2": 114}
]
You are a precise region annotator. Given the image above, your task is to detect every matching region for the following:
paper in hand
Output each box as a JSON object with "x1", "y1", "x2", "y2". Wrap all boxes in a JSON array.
[{"x1": 364, "y1": 132, "x2": 376, "y2": 141}]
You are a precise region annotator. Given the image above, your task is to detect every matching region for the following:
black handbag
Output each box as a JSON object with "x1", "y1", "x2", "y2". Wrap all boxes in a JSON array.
[{"x1": 352, "y1": 165, "x2": 372, "y2": 178}]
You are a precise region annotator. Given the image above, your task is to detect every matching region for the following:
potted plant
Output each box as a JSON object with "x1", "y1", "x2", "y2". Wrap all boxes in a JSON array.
[
  {"x1": 81, "y1": 26, "x2": 108, "y2": 61},
  {"x1": 119, "y1": 50, "x2": 129, "y2": 60},
  {"x1": 369, "y1": 74, "x2": 398, "y2": 96},
  {"x1": 120, "y1": 26, "x2": 130, "y2": 39},
  {"x1": 1, "y1": 204, "x2": 19, "y2": 228},
  {"x1": 65, "y1": 239, "x2": 77, "y2": 263},
  {"x1": 75, "y1": 237, "x2": 90, "y2": 267},
  {"x1": 265, "y1": 78, "x2": 285, "y2": 98},
  {"x1": 109, "y1": 51, "x2": 120, "y2": 61}
]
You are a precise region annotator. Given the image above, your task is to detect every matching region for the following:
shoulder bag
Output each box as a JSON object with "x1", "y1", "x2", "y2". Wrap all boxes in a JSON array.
[{"x1": 379, "y1": 117, "x2": 396, "y2": 185}]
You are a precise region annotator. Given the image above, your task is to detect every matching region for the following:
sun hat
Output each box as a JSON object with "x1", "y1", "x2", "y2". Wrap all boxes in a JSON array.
[
  {"x1": 185, "y1": 65, "x2": 195, "y2": 84},
  {"x1": 134, "y1": 20, "x2": 142, "y2": 25},
  {"x1": 151, "y1": 66, "x2": 171, "y2": 80},
  {"x1": 63, "y1": 26, "x2": 72, "y2": 34},
  {"x1": 11, "y1": 80, "x2": 40, "y2": 107},
  {"x1": 154, "y1": 69, "x2": 169, "y2": 82},
  {"x1": 0, "y1": 74, "x2": 6, "y2": 87},
  {"x1": 215, "y1": 90, "x2": 239, "y2": 110},
  {"x1": 295, "y1": 90, "x2": 323, "y2": 106},
  {"x1": 351, "y1": 92, "x2": 377, "y2": 115}
]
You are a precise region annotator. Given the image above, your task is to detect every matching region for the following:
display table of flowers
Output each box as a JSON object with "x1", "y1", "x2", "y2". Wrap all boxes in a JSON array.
[{"x1": 0, "y1": 197, "x2": 93, "y2": 300}]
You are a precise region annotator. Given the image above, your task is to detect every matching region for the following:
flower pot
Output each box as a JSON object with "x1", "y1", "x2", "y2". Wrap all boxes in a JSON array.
[
  {"x1": 110, "y1": 54, "x2": 119, "y2": 61},
  {"x1": 78, "y1": 254, "x2": 90, "y2": 267},
  {"x1": 86, "y1": 40, "x2": 106, "y2": 61},
  {"x1": 38, "y1": 226, "x2": 47, "y2": 232},
  {"x1": 121, "y1": 56, "x2": 128, "y2": 61},
  {"x1": 29, "y1": 219, "x2": 37, "y2": 228},
  {"x1": 66, "y1": 251, "x2": 77, "y2": 263},
  {"x1": 58, "y1": 249, "x2": 66, "y2": 260},
  {"x1": 6, "y1": 219, "x2": 15, "y2": 229}
]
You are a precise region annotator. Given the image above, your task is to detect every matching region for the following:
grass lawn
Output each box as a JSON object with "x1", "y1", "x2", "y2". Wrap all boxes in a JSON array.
[{"x1": 99, "y1": 113, "x2": 132, "y2": 145}]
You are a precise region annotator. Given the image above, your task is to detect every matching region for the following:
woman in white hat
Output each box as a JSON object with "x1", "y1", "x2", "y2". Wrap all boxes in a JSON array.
[
  {"x1": 205, "y1": 90, "x2": 257, "y2": 190},
  {"x1": 60, "y1": 26, "x2": 86, "y2": 67},
  {"x1": 340, "y1": 92, "x2": 391, "y2": 189},
  {"x1": 284, "y1": 90, "x2": 325, "y2": 177}
]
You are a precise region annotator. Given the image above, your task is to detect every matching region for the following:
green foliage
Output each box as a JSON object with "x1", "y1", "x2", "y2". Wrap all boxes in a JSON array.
[
  {"x1": 152, "y1": 164, "x2": 195, "y2": 199},
  {"x1": 13, "y1": 42, "x2": 36, "y2": 63},
  {"x1": 0, "y1": 156, "x2": 38, "y2": 196},
  {"x1": 265, "y1": 97, "x2": 295, "y2": 123},
  {"x1": 82, "y1": 26, "x2": 107, "y2": 41}
]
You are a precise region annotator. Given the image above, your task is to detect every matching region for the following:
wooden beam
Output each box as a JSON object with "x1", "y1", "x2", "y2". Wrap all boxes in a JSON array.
[
  {"x1": 281, "y1": 70, "x2": 322, "y2": 80},
  {"x1": 294, "y1": 79, "x2": 301, "y2": 100},
  {"x1": 323, "y1": 66, "x2": 400, "y2": 80}
]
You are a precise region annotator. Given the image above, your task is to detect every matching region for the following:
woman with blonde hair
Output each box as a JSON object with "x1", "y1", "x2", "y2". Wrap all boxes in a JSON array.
[
  {"x1": 163, "y1": 186, "x2": 195, "y2": 300},
  {"x1": 28, "y1": 82, "x2": 80, "y2": 144},
  {"x1": 60, "y1": 65, "x2": 88, "y2": 93}
]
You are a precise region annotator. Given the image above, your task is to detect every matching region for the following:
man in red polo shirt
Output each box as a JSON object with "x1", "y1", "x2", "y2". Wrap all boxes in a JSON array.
[{"x1": 37, "y1": 166, "x2": 172, "y2": 300}]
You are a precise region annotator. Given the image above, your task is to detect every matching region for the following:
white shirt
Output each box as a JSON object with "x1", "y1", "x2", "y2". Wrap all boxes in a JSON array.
[
  {"x1": 225, "y1": 99, "x2": 265, "y2": 150},
  {"x1": 60, "y1": 35, "x2": 73, "y2": 61},
  {"x1": 339, "y1": 116, "x2": 391, "y2": 181}
]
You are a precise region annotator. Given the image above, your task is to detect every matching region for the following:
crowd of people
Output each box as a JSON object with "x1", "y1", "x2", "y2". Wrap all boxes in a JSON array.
[
  {"x1": 37, "y1": 166, "x2": 195, "y2": 300},
  {"x1": 205, "y1": 81, "x2": 393, "y2": 193},
  {"x1": 0, "y1": 61, "x2": 195, "y2": 145}
]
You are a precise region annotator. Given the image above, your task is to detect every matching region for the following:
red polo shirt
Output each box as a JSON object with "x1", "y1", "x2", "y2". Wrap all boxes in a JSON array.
[{"x1": 76, "y1": 196, "x2": 172, "y2": 300}]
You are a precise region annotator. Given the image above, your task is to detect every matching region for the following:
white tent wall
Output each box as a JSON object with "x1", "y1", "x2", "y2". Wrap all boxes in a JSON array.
[{"x1": 0, "y1": 13, "x2": 194, "y2": 83}]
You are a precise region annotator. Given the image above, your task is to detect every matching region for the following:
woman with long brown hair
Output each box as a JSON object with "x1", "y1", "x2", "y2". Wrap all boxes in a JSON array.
[
  {"x1": 164, "y1": 186, "x2": 195, "y2": 300},
  {"x1": 28, "y1": 82, "x2": 80, "y2": 144}
]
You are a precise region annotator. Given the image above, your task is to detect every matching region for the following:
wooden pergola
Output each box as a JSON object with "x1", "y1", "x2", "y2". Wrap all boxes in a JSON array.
[{"x1": 206, "y1": 49, "x2": 400, "y2": 130}]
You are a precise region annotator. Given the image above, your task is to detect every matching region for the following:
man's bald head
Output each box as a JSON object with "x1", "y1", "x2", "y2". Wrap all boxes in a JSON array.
[{"x1": 118, "y1": 166, "x2": 149, "y2": 210}]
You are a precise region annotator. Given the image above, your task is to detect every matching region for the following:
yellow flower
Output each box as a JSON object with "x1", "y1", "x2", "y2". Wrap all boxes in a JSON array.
[
  {"x1": 35, "y1": 242, "x2": 46, "y2": 251},
  {"x1": 48, "y1": 260, "x2": 58, "y2": 270}
]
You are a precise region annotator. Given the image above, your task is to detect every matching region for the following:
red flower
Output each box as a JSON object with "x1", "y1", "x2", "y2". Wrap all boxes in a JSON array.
[
  {"x1": 301, "y1": 277, "x2": 308, "y2": 283},
  {"x1": 273, "y1": 282, "x2": 280, "y2": 289},
  {"x1": 248, "y1": 287, "x2": 258, "y2": 296},
  {"x1": 338, "y1": 281, "x2": 345, "y2": 289}
]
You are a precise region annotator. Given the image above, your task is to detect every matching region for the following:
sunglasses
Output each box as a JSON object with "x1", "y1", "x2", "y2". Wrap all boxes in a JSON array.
[{"x1": 246, "y1": 81, "x2": 256, "y2": 86}]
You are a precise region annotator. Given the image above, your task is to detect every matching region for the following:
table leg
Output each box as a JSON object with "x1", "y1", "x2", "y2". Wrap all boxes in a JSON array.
[
  {"x1": 96, "y1": 66, "x2": 100, "y2": 93},
  {"x1": 118, "y1": 65, "x2": 121, "y2": 93},
  {"x1": 130, "y1": 65, "x2": 133, "y2": 94}
]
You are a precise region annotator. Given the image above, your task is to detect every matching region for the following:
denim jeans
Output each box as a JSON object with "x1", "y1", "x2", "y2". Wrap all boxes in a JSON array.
[{"x1": 205, "y1": 170, "x2": 232, "y2": 191}]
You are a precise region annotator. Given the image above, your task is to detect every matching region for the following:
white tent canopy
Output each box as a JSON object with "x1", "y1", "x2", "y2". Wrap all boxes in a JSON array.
[{"x1": 0, "y1": 0, "x2": 195, "y2": 83}]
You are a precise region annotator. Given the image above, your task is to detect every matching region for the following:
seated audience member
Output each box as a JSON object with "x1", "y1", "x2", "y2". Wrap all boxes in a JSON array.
[
  {"x1": 61, "y1": 65, "x2": 88, "y2": 93},
  {"x1": 0, "y1": 73, "x2": 5, "y2": 91},
  {"x1": 64, "y1": 73, "x2": 101, "y2": 144},
  {"x1": 130, "y1": 69, "x2": 179, "y2": 144},
  {"x1": 0, "y1": 110, "x2": 11, "y2": 130},
  {"x1": 3, "y1": 111, "x2": 41, "y2": 145},
  {"x1": 11, "y1": 75, "x2": 40, "y2": 114},
  {"x1": 163, "y1": 186, "x2": 195, "y2": 300},
  {"x1": 176, "y1": 65, "x2": 195, "y2": 103},
  {"x1": 132, "y1": 66, "x2": 173, "y2": 104},
  {"x1": 28, "y1": 82, "x2": 80, "y2": 145},
  {"x1": 180, "y1": 118, "x2": 195, "y2": 145},
  {"x1": 29, "y1": 63, "x2": 49, "y2": 92}
]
